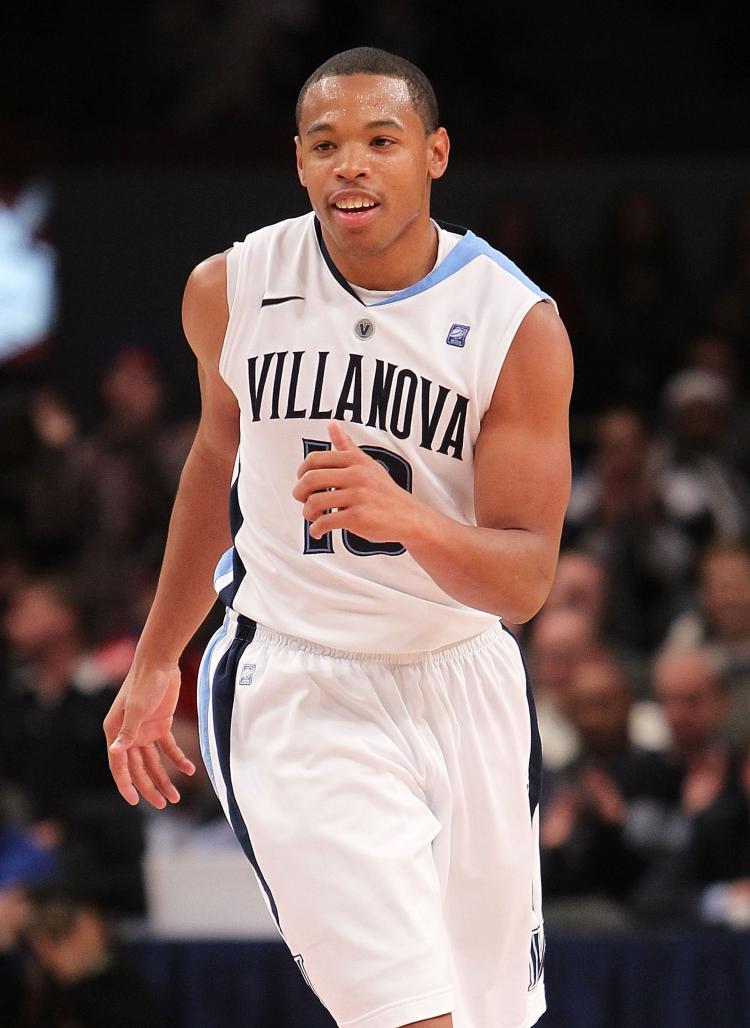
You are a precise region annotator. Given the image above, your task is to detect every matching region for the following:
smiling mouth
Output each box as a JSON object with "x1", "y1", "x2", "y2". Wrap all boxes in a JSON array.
[
  {"x1": 329, "y1": 195, "x2": 381, "y2": 223},
  {"x1": 332, "y1": 198, "x2": 379, "y2": 211}
]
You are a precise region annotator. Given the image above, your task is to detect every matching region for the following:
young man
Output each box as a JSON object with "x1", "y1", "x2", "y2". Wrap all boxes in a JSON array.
[{"x1": 104, "y1": 47, "x2": 573, "y2": 1028}]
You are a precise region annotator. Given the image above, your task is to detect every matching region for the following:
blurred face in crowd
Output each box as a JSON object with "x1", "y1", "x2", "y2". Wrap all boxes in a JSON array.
[
  {"x1": 653, "y1": 649, "x2": 727, "y2": 755},
  {"x1": 3, "y1": 581, "x2": 78, "y2": 658},
  {"x1": 530, "y1": 608, "x2": 597, "y2": 705},
  {"x1": 101, "y1": 349, "x2": 163, "y2": 429},
  {"x1": 672, "y1": 398, "x2": 727, "y2": 452},
  {"x1": 544, "y1": 550, "x2": 606, "y2": 629},
  {"x1": 701, "y1": 547, "x2": 750, "y2": 643},
  {"x1": 567, "y1": 657, "x2": 632, "y2": 757},
  {"x1": 595, "y1": 409, "x2": 648, "y2": 485},
  {"x1": 687, "y1": 333, "x2": 739, "y2": 390},
  {"x1": 296, "y1": 74, "x2": 449, "y2": 282}
]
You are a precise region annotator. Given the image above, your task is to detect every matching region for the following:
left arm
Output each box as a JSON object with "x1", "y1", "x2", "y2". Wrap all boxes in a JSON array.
[{"x1": 294, "y1": 300, "x2": 573, "y2": 623}]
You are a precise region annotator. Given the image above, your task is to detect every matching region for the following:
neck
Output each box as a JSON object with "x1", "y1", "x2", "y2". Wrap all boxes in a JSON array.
[{"x1": 321, "y1": 215, "x2": 439, "y2": 292}]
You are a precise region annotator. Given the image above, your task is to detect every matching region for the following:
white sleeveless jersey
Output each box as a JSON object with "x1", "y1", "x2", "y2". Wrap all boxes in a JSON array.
[{"x1": 214, "y1": 211, "x2": 555, "y2": 653}]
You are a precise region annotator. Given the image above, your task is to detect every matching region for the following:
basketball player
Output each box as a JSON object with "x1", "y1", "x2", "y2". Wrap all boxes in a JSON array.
[{"x1": 104, "y1": 48, "x2": 573, "y2": 1028}]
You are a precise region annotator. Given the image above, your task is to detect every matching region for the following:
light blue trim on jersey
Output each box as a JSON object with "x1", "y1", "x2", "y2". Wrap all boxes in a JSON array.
[
  {"x1": 197, "y1": 615, "x2": 230, "y2": 794},
  {"x1": 368, "y1": 231, "x2": 552, "y2": 307},
  {"x1": 213, "y1": 547, "x2": 233, "y2": 588}
]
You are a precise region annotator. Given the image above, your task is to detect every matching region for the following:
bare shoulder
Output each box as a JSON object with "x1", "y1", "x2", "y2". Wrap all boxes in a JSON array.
[
  {"x1": 487, "y1": 299, "x2": 574, "y2": 422},
  {"x1": 182, "y1": 251, "x2": 230, "y2": 366}
]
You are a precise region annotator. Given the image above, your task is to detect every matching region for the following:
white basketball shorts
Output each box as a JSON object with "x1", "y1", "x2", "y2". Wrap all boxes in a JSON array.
[{"x1": 198, "y1": 610, "x2": 546, "y2": 1028}]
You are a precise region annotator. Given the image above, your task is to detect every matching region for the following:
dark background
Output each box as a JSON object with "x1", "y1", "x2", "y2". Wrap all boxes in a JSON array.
[{"x1": 3, "y1": 0, "x2": 750, "y2": 424}]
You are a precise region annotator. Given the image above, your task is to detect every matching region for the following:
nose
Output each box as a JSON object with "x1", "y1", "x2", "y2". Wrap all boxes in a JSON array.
[{"x1": 333, "y1": 143, "x2": 371, "y2": 182}]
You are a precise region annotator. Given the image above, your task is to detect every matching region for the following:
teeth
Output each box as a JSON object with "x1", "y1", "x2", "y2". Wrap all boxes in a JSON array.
[{"x1": 335, "y1": 198, "x2": 376, "y2": 210}]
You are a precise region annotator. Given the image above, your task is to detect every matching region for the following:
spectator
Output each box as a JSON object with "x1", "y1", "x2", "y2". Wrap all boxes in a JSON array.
[
  {"x1": 0, "y1": 577, "x2": 116, "y2": 821},
  {"x1": 528, "y1": 608, "x2": 599, "y2": 771},
  {"x1": 0, "y1": 577, "x2": 145, "y2": 916},
  {"x1": 683, "y1": 330, "x2": 750, "y2": 482},
  {"x1": 623, "y1": 647, "x2": 740, "y2": 922},
  {"x1": 541, "y1": 653, "x2": 645, "y2": 925},
  {"x1": 564, "y1": 407, "x2": 704, "y2": 652},
  {"x1": 72, "y1": 346, "x2": 194, "y2": 638},
  {"x1": 16, "y1": 885, "x2": 164, "y2": 1027},
  {"x1": 665, "y1": 542, "x2": 750, "y2": 745},
  {"x1": 651, "y1": 367, "x2": 750, "y2": 541},
  {"x1": 542, "y1": 549, "x2": 608, "y2": 635},
  {"x1": 694, "y1": 748, "x2": 750, "y2": 928},
  {"x1": 543, "y1": 646, "x2": 741, "y2": 926}
]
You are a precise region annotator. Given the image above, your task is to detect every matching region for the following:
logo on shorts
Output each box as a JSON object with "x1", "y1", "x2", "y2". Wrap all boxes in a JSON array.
[
  {"x1": 239, "y1": 662, "x2": 256, "y2": 686},
  {"x1": 446, "y1": 323, "x2": 470, "y2": 347}
]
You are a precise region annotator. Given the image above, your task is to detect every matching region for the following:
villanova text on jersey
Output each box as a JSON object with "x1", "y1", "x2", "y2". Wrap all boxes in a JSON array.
[
  {"x1": 246, "y1": 350, "x2": 469, "y2": 461},
  {"x1": 215, "y1": 211, "x2": 555, "y2": 653}
]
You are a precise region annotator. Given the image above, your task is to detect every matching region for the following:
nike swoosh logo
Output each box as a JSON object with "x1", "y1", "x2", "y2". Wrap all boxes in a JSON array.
[{"x1": 260, "y1": 295, "x2": 304, "y2": 307}]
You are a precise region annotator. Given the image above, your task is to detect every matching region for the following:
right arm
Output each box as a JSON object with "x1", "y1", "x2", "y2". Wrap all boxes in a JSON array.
[{"x1": 104, "y1": 252, "x2": 240, "y2": 808}]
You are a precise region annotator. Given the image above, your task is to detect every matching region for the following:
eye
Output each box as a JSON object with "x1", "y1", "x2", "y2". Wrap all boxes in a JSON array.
[
  {"x1": 371, "y1": 137, "x2": 395, "y2": 148},
  {"x1": 312, "y1": 141, "x2": 335, "y2": 152}
]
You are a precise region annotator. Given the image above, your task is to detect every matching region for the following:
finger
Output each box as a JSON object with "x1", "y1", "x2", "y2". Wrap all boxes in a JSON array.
[
  {"x1": 292, "y1": 468, "x2": 351, "y2": 502},
  {"x1": 107, "y1": 745, "x2": 140, "y2": 806},
  {"x1": 296, "y1": 450, "x2": 358, "y2": 479},
  {"x1": 159, "y1": 732, "x2": 197, "y2": 776},
  {"x1": 142, "y1": 743, "x2": 181, "y2": 804},
  {"x1": 109, "y1": 699, "x2": 146, "y2": 753},
  {"x1": 129, "y1": 749, "x2": 168, "y2": 809},
  {"x1": 309, "y1": 510, "x2": 353, "y2": 539},
  {"x1": 328, "y1": 420, "x2": 357, "y2": 451},
  {"x1": 304, "y1": 488, "x2": 356, "y2": 522}
]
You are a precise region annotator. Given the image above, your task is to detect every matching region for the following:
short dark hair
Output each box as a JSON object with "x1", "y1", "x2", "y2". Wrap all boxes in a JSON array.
[{"x1": 296, "y1": 47, "x2": 439, "y2": 134}]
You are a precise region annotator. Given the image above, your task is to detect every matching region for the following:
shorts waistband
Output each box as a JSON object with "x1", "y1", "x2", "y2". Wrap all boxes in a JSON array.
[{"x1": 228, "y1": 610, "x2": 506, "y2": 666}]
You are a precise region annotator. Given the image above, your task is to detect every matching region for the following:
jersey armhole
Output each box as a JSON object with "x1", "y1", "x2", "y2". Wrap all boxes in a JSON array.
[
  {"x1": 479, "y1": 294, "x2": 559, "y2": 416},
  {"x1": 226, "y1": 243, "x2": 241, "y2": 310},
  {"x1": 218, "y1": 241, "x2": 244, "y2": 386}
]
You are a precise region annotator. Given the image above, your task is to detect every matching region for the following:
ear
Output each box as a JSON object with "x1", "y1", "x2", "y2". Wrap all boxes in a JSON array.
[
  {"x1": 427, "y1": 127, "x2": 450, "y2": 182},
  {"x1": 294, "y1": 136, "x2": 307, "y2": 187}
]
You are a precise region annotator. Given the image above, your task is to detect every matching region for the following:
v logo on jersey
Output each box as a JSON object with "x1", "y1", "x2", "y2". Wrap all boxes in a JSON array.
[
  {"x1": 354, "y1": 317, "x2": 375, "y2": 340},
  {"x1": 446, "y1": 323, "x2": 470, "y2": 347}
]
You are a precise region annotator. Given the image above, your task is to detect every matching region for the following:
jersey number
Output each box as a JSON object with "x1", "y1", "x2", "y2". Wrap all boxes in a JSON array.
[{"x1": 302, "y1": 438, "x2": 413, "y2": 557}]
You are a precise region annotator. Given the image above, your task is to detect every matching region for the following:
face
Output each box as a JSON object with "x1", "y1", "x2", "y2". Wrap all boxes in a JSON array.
[
  {"x1": 568, "y1": 661, "x2": 631, "y2": 754},
  {"x1": 596, "y1": 410, "x2": 647, "y2": 481},
  {"x1": 4, "y1": 584, "x2": 77, "y2": 655},
  {"x1": 701, "y1": 551, "x2": 750, "y2": 642},
  {"x1": 530, "y1": 610, "x2": 596, "y2": 700},
  {"x1": 295, "y1": 74, "x2": 449, "y2": 261},
  {"x1": 654, "y1": 652, "x2": 726, "y2": 753}
]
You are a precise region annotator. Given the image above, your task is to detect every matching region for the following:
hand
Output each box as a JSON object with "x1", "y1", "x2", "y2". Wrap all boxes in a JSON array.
[
  {"x1": 103, "y1": 661, "x2": 195, "y2": 808},
  {"x1": 682, "y1": 748, "x2": 727, "y2": 815},
  {"x1": 0, "y1": 887, "x2": 31, "y2": 952},
  {"x1": 540, "y1": 787, "x2": 580, "y2": 849},
  {"x1": 581, "y1": 766, "x2": 625, "y2": 825},
  {"x1": 293, "y1": 420, "x2": 421, "y2": 543}
]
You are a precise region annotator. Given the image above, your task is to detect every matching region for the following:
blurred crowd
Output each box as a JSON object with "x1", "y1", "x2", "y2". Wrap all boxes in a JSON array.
[
  {"x1": 1, "y1": 178, "x2": 750, "y2": 1022},
  {"x1": 3, "y1": 2, "x2": 749, "y2": 169}
]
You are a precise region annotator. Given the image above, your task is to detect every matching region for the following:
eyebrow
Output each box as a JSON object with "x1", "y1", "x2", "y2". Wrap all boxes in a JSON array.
[{"x1": 306, "y1": 118, "x2": 404, "y2": 136}]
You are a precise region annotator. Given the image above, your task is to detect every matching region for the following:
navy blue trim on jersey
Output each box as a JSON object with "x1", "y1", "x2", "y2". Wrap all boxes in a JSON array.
[
  {"x1": 220, "y1": 464, "x2": 247, "y2": 608},
  {"x1": 502, "y1": 624, "x2": 543, "y2": 818},
  {"x1": 313, "y1": 216, "x2": 551, "y2": 309},
  {"x1": 211, "y1": 616, "x2": 282, "y2": 928},
  {"x1": 313, "y1": 217, "x2": 363, "y2": 303}
]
